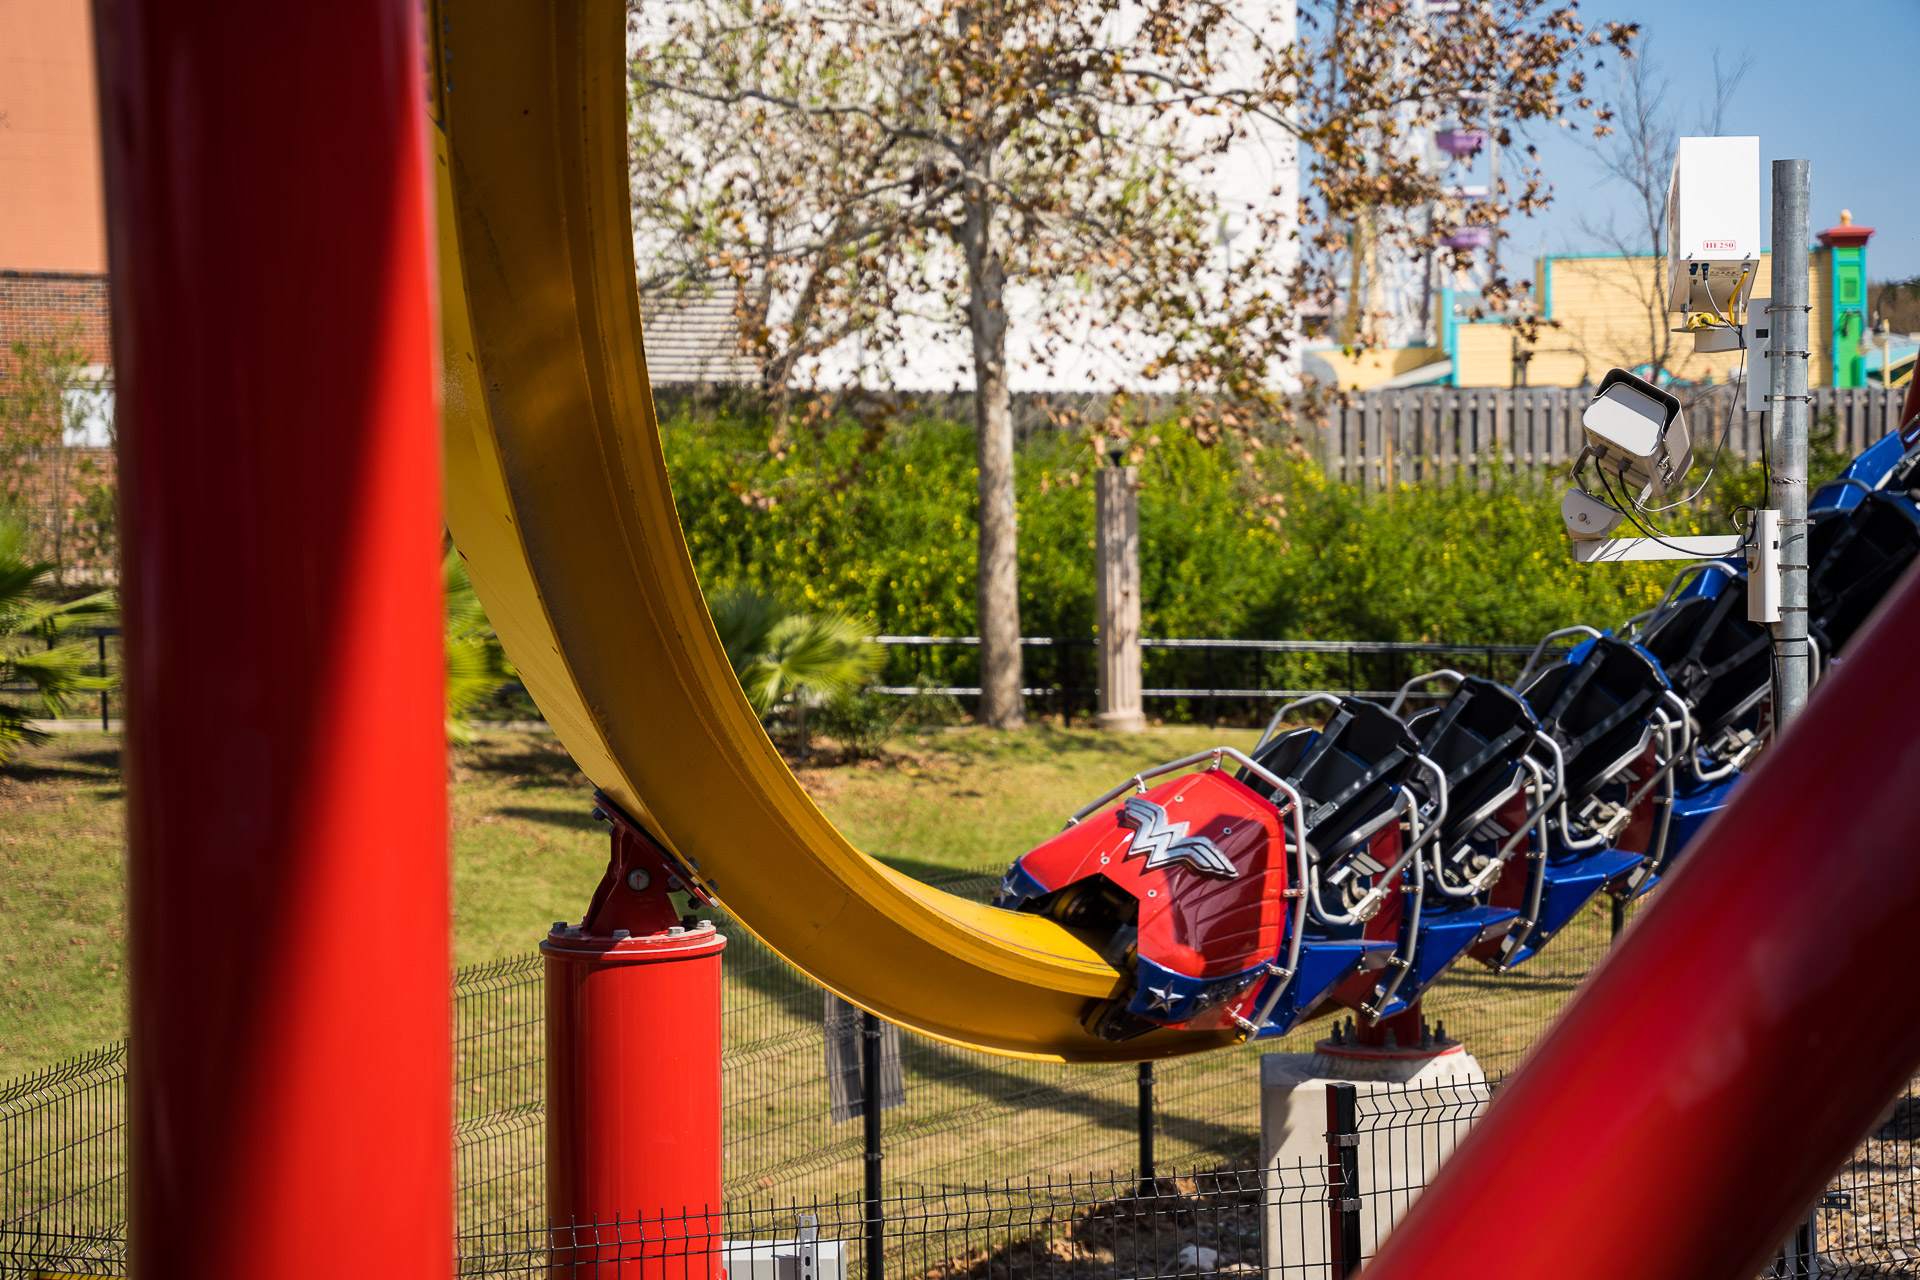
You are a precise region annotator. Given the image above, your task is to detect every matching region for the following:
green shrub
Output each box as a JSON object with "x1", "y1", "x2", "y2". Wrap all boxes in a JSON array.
[
  {"x1": 663, "y1": 406, "x2": 1694, "y2": 687},
  {"x1": 811, "y1": 688, "x2": 906, "y2": 758},
  {"x1": 0, "y1": 516, "x2": 113, "y2": 762}
]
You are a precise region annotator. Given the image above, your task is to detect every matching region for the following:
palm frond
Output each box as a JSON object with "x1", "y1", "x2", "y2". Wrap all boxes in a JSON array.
[
  {"x1": 740, "y1": 609, "x2": 883, "y2": 714},
  {"x1": 0, "y1": 704, "x2": 50, "y2": 763},
  {"x1": 0, "y1": 514, "x2": 117, "y2": 762},
  {"x1": 707, "y1": 584, "x2": 787, "y2": 678}
]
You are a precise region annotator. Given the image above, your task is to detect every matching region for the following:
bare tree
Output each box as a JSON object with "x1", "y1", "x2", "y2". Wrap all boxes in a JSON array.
[
  {"x1": 1577, "y1": 43, "x2": 1752, "y2": 380},
  {"x1": 631, "y1": 0, "x2": 1631, "y2": 726}
]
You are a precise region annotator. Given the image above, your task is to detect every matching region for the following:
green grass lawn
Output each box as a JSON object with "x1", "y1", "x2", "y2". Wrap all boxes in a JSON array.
[
  {"x1": 3, "y1": 722, "x2": 1623, "y2": 1223},
  {"x1": 0, "y1": 723, "x2": 1269, "y2": 1081}
]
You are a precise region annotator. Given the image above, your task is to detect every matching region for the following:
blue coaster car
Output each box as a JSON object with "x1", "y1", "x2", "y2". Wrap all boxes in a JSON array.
[
  {"x1": 1809, "y1": 489, "x2": 1920, "y2": 660},
  {"x1": 1359, "y1": 672, "x2": 1544, "y2": 1018},
  {"x1": 1808, "y1": 415, "x2": 1920, "y2": 514},
  {"x1": 1467, "y1": 636, "x2": 1682, "y2": 968},
  {"x1": 1631, "y1": 562, "x2": 1770, "y2": 859},
  {"x1": 1235, "y1": 695, "x2": 1433, "y2": 1037}
]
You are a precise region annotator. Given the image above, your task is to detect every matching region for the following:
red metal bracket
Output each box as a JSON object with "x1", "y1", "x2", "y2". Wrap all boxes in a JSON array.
[{"x1": 577, "y1": 792, "x2": 714, "y2": 939}]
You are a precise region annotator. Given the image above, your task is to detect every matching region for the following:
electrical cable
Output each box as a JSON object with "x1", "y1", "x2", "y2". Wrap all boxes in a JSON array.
[
  {"x1": 1639, "y1": 270, "x2": 1747, "y2": 520},
  {"x1": 1595, "y1": 465, "x2": 1716, "y2": 557}
]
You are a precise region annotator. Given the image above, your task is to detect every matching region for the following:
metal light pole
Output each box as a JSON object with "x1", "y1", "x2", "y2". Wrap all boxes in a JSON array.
[{"x1": 1768, "y1": 159, "x2": 1812, "y2": 730}]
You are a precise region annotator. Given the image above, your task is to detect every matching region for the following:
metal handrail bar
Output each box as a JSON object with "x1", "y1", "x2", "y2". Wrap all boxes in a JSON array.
[
  {"x1": 871, "y1": 634, "x2": 1552, "y2": 655},
  {"x1": 1387, "y1": 669, "x2": 1467, "y2": 715},
  {"x1": 1620, "y1": 560, "x2": 1744, "y2": 639},
  {"x1": 1494, "y1": 756, "x2": 1555, "y2": 970},
  {"x1": 1362, "y1": 798, "x2": 1429, "y2": 1023},
  {"x1": 1482, "y1": 731, "x2": 1574, "y2": 872},
  {"x1": 1514, "y1": 625, "x2": 1605, "y2": 689},
  {"x1": 1339, "y1": 755, "x2": 1450, "y2": 927},
  {"x1": 1252, "y1": 692, "x2": 1344, "y2": 753}
]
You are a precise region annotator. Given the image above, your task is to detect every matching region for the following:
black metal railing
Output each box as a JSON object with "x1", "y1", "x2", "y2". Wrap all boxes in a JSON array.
[
  {"x1": 0, "y1": 867, "x2": 1630, "y2": 1277},
  {"x1": 5, "y1": 923, "x2": 1911, "y2": 1279},
  {"x1": 870, "y1": 636, "x2": 1564, "y2": 727}
]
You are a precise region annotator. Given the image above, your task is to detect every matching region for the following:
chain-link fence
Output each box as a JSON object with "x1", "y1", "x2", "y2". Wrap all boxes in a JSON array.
[
  {"x1": 457, "y1": 1165, "x2": 1269, "y2": 1280},
  {"x1": 9, "y1": 877, "x2": 1901, "y2": 1279}
]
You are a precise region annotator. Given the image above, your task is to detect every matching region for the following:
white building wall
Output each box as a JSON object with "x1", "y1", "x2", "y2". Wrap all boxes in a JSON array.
[{"x1": 633, "y1": 0, "x2": 1300, "y2": 396}]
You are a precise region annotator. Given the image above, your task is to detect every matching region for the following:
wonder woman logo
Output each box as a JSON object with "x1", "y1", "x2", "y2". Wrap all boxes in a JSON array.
[{"x1": 1118, "y1": 798, "x2": 1240, "y2": 879}]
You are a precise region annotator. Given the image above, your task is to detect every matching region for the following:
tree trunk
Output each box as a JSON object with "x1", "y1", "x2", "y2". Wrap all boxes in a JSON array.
[
  {"x1": 1094, "y1": 466, "x2": 1144, "y2": 732},
  {"x1": 962, "y1": 171, "x2": 1023, "y2": 729}
]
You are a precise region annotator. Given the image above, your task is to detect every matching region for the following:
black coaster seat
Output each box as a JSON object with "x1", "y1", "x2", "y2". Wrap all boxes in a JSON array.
[
  {"x1": 1242, "y1": 698, "x2": 1423, "y2": 867},
  {"x1": 1635, "y1": 576, "x2": 1769, "y2": 742},
  {"x1": 1520, "y1": 637, "x2": 1669, "y2": 808},
  {"x1": 1404, "y1": 675, "x2": 1540, "y2": 853},
  {"x1": 1808, "y1": 491, "x2": 1920, "y2": 657}
]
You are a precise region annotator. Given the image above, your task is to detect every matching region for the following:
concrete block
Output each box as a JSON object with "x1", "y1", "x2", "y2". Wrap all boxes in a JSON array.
[{"x1": 1261, "y1": 1050, "x2": 1488, "y2": 1275}]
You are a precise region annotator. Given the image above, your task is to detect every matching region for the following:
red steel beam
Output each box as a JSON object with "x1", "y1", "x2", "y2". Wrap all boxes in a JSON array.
[
  {"x1": 95, "y1": 3, "x2": 450, "y2": 1277},
  {"x1": 1364, "y1": 565, "x2": 1920, "y2": 1280}
]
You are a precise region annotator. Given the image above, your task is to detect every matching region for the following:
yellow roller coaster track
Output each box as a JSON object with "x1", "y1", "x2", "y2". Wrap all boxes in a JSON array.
[{"x1": 431, "y1": 0, "x2": 1242, "y2": 1061}]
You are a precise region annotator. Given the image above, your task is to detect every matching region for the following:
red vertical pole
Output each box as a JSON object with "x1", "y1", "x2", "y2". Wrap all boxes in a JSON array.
[
  {"x1": 1361, "y1": 567, "x2": 1920, "y2": 1280},
  {"x1": 546, "y1": 810, "x2": 726, "y2": 1276},
  {"x1": 95, "y1": 4, "x2": 449, "y2": 1278}
]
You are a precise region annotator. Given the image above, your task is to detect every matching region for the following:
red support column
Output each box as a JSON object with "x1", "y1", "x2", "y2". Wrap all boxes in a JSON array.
[
  {"x1": 95, "y1": 3, "x2": 449, "y2": 1278},
  {"x1": 1362, "y1": 567, "x2": 1920, "y2": 1280},
  {"x1": 547, "y1": 803, "x2": 726, "y2": 1276}
]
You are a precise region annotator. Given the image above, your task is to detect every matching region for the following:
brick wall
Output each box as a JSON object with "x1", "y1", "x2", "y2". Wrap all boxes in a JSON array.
[{"x1": 0, "y1": 271, "x2": 111, "y2": 365}]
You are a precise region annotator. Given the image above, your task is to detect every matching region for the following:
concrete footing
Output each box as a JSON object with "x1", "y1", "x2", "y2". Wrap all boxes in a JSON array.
[{"x1": 1261, "y1": 1044, "x2": 1489, "y2": 1273}]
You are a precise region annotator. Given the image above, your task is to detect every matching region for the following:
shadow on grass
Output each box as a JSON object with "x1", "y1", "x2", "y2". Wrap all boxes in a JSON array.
[
  {"x1": 874, "y1": 853, "x2": 1007, "y2": 886},
  {"x1": 1434, "y1": 969, "x2": 1585, "y2": 997},
  {"x1": 463, "y1": 744, "x2": 588, "y2": 788},
  {"x1": 717, "y1": 889, "x2": 1252, "y2": 1186},
  {"x1": 495, "y1": 804, "x2": 601, "y2": 832},
  {"x1": 1, "y1": 757, "x2": 119, "y2": 784}
]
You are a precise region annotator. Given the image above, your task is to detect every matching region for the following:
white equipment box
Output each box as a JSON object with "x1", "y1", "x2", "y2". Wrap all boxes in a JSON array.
[
  {"x1": 725, "y1": 1237, "x2": 848, "y2": 1280},
  {"x1": 1666, "y1": 136, "x2": 1761, "y2": 318}
]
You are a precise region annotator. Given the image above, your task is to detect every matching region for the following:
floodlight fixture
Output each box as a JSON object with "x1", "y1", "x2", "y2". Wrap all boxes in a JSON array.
[
  {"x1": 1560, "y1": 489, "x2": 1623, "y2": 539},
  {"x1": 1581, "y1": 368, "x2": 1693, "y2": 503}
]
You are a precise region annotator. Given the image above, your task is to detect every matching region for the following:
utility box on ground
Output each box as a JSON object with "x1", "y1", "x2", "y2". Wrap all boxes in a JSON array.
[
  {"x1": 1261, "y1": 1051, "x2": 1489, "y2": 1273},
  {"x1": 724, "y1": 1237, "x2": 848, "y2": 1280}
]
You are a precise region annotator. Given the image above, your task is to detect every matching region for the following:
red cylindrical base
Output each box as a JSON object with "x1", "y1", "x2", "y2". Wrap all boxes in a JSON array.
[{"x1": 545, "y1": 923, "x2": 728, "y2": 1277}]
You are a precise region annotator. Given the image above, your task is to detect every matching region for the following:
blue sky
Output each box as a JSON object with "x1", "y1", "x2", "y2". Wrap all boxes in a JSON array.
[{"x1": 1502, "y1": 0, "x2": 1919, "y2": 283}]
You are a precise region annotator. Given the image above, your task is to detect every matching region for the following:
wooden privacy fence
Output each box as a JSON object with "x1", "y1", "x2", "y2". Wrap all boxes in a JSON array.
[{"x1": 1315, "y1": 384, "x2": 1909, "y2": 493}]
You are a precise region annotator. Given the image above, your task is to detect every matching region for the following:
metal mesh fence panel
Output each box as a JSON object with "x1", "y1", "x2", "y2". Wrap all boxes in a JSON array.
[
  {"x1": 455, "y1": 954, "x2": 548, "y2": 1237},
  {"x1": 10, "y1": 876, "x2": 1911, "y2": 1280},
  {"x1": 457, "y1": 1164, "x2": 1276, "y2": 1280},
  {"x1": 0, "y1": 1044, "x2": 127, "y2": 1276}
]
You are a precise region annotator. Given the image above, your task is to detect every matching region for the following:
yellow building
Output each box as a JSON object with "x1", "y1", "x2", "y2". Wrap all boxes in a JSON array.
[{"x1": 1450, "y1": 249, "x2": 1837, "y2": 389}]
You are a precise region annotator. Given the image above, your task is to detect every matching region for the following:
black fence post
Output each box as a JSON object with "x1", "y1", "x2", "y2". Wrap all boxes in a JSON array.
[
  {"x1": 1325, "y1": 1082, "x2": 1361, "y2": 1279},
  {"x1": 862, "y1": 1011, "x2": 884, "y2": 1280},
  {"x1": 1137, "y1": 1061, "x2": 1155, "y2": 1195},
  {"x1": 97, "y1": 630, "x2": 109, "y2": 730},
  {"x1": 1774, "y1": 1203, "x2": 1821, "y2": 1278},
  {"x1": 1059, "y1": 644, "x2": 1075, "y2": 725}
]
